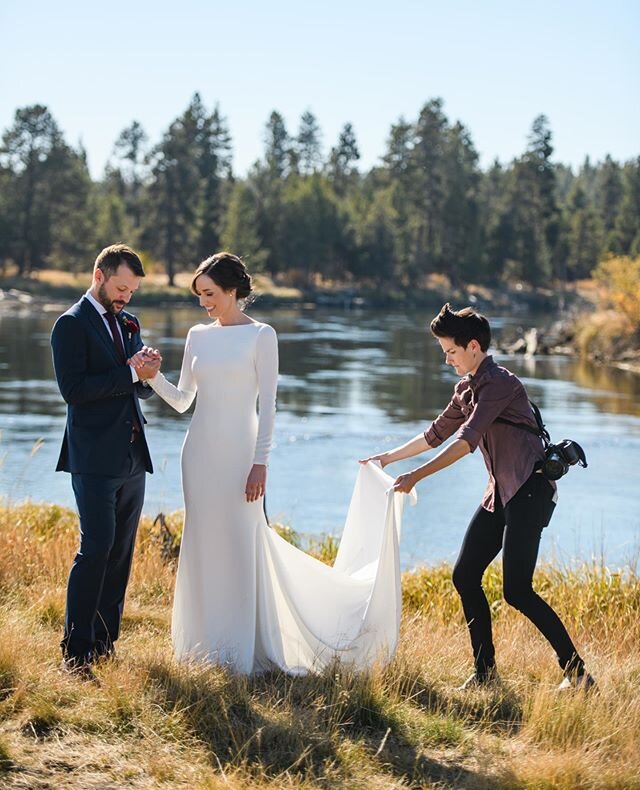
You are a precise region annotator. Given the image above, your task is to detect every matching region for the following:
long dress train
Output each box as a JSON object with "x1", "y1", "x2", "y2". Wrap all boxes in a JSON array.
[{"x1": 148, "y1": 321, "x2": 415, "y2": 674}]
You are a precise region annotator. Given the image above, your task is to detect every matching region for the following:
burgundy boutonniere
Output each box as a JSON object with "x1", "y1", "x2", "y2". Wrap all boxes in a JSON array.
[{"x1": 121, "y1": 316, "x2": 140, "y2": 337}]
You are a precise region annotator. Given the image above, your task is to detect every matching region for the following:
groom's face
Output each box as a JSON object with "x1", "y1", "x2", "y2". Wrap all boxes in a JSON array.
[{"x1": 95, "y1": 264, "x2": 141, "y2": 314}]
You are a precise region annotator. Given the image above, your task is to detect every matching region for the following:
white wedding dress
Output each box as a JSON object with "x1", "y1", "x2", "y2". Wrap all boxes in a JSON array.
[{"x1": 148, "y1": 321, "x2": 415, "y2": 674}]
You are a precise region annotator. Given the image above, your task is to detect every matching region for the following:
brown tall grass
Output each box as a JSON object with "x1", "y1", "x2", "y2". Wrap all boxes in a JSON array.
[{"x1": 0, "y1": 501, "x2": 638, "y2": 789}]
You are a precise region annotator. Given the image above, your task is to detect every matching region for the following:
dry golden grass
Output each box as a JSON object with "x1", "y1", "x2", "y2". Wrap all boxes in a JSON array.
[{"x1": 0, "y1": 501, "x2": 639, "y2": 789}]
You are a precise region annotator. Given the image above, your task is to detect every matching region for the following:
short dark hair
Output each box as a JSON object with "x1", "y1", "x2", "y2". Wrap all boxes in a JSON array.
[
  {"x1": 94, "y1": 244, "x2": 145, "y2": 278},
  {"x1": 191, "y1": 251, "x2": 253, "y2": 300},
  {"x1": 430, "y1": 303, "x2": 491, "y2": 351}
]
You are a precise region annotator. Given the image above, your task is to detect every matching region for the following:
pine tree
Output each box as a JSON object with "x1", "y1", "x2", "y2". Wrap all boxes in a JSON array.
[
  {"x1": 0, "y1": 164, "x2": 13, "y2": 273},
  {"x1": 408, "y1": 99, "x2": 448, "y2": 274},
  {"x1": 144, "y1": 118, "x2": 200, "y2": 285},
  {"x1": 596, "y1": 155, "x2": 623, "y2": 236},
  {"x1": 441, "y1": 121, "x2": 481, "y2": 284},
  {"x1": 328, "y1": 122, "x2": 360, "y2": 196},
  {"x1": 112, "y1": 120, "x2": 148, "y2": 235},
  {"x1": 296, "y1": 110, "x2": 323, "y2": 176},
  {"x1": 264, "y1": 111, "x2": 291, "y2": 179},
  {"x1": 48, "y1": 142, "x2": 96, "y2": 272},
  {"x1": 565, "y1": 183, "x2": 604, "y2": 279},
  {"x1": 0, "y1": 105, "x2": 64, "y2": 274},
  {"x1": 480, "y1": 160, "x2": 508, "y2": 281},
  {"x1": 0, "y1": 105, "x2": 96, "y2": 274},
  {"x1": 281, "y1": 174, "x2": 346, "y2": 282},
  {"x1": 221, "y1": 181, "x2": 268, "y2": 269},
  {"x1": 180, "y1": 95, "x2": 233, "y2": 260},
  {"x1": 614, "y1": 158, "x2": 640, "y2": 255}
]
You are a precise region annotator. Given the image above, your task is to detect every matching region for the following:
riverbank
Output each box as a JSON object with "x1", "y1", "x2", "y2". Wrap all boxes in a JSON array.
[
  {"x1": 0, "y1": 501, "x2": 638, "y2": 788},
  {"x1": 4, "y1": 269, "x2": 639, "y2": 375},
  {"x1": 497, "y1": 304, "x2": 640, "y2": 375},
  {"x1": 0, "y1": 270, "x2": 303, "y2": 312},
  {"x1": 0, "y1": 269, "x2": 587, "y2": 314}
]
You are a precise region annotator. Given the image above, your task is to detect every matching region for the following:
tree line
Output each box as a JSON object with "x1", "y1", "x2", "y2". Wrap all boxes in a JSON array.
[{"x1": 1, "y1": 94, "x2": 638, "y2": 288}]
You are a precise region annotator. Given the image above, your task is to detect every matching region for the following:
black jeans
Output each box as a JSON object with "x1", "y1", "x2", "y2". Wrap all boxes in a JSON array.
[
  {"x1": 62, "y1": 438, "x2": 146, "y2": 659},
  {"x1": 452, "y1": 472, "x2": 584, "y2": 676}
]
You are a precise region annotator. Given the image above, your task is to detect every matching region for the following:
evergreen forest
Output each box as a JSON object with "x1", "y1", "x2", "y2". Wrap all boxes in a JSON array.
[{"x1": 1, "y1": 95, "x2": 638, "y2": 289}]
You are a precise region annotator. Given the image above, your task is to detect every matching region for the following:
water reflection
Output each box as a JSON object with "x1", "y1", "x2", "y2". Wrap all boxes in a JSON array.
[
  {"x1": 1, "y1": 305, "x2": 639, "y2": 568},
  {"x1": 2, "y1": 307, "x2": 639, "y2": 425}
]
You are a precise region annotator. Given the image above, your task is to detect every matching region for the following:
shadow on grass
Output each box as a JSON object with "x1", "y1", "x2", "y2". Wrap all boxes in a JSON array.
[
  {"x1": 0, "y1": 737, "x2": 14, "y2": 775},
  {"x1": 145, "y1": 661, "x2": 503, "y2": 788},
  {"x1": 394, "y1": 668, "x2": 525, "y2": 737}
]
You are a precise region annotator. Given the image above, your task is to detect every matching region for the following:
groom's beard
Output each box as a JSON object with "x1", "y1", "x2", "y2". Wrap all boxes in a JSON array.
[{"x1": 97, "y1": 283, "x2": 126, "y2": 315}]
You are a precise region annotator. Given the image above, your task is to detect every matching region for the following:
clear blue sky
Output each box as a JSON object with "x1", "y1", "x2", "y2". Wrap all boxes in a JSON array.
[{"x1": 1, "y1": 0, "x2": 638, "y2": 179}]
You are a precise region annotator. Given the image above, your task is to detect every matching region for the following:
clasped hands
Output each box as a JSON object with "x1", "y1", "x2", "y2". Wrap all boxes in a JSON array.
[{"x1": 128, "y1": 346, "x2": 162, "y2": 380}]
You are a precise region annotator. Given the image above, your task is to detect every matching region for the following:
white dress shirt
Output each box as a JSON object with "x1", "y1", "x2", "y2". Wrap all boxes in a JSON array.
[{"x1": 84, "y1": 291, "x2": 140, "y2": 383}]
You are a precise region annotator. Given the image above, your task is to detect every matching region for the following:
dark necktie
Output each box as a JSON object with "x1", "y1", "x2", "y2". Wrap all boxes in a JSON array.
[
  {"x1": 104, "y1": 311, "x2": 126, "y2": 363},
  {"x1": 104, "y1": 310, "x2": 141, "y2": 435}
]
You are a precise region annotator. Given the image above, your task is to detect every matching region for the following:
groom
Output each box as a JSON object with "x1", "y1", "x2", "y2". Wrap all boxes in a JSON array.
[{"x1": 51, "y1": 244, "x2": 160, "y2": 675}]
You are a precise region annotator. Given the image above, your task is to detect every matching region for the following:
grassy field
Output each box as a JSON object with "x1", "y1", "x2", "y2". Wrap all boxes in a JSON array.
[{"x1": 0, "y1": 502, "x2": 639, "y2": 789}]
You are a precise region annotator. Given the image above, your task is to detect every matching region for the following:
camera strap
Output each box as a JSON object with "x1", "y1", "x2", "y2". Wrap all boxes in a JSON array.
[
  {"x1": 494, "y1": 400, "x2": 551, "y2": 448},
  {"x1": 495, "y1": 402, "x2": 588, "y2": 475}
]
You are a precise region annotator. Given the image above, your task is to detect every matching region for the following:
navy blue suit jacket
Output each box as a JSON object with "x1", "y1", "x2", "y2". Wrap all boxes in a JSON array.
[{"x1": 51, "y1": 297, "x2": 154, "y2": 476}]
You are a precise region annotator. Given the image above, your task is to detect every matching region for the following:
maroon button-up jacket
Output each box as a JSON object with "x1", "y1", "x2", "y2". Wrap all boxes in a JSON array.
[{"x1": 424, "y1": 355, "x2": 553, "y2": 511}]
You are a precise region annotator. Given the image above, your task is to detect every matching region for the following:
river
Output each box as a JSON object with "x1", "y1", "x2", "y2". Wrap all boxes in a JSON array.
[{"x1": 1, "y1": 304, "x2": 639, "y2": 570}]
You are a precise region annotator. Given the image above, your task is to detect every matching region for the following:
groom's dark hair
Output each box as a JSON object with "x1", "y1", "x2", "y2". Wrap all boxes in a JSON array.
[{"x1": 94, "y1": 244, "x2": 145, "y2": 279}]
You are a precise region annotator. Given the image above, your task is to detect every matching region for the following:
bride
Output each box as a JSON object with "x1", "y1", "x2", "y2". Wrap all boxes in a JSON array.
[{"x1": 131, "y1": 252, "x2": 414, "y2": 674}]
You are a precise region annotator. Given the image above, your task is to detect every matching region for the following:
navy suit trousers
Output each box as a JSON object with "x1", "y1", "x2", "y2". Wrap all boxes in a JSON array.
[{"x1": 62, "y1": 438, "x2": 146, "y2": 659}]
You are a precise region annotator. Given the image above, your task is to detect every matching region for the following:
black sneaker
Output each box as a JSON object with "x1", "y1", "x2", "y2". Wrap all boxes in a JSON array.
[
  {"x1": 61, "y1": 653, "x2": 97, "y2": 682},
  {"x1": 93, "y1": 644, "x2": 117, "y2": 663}
]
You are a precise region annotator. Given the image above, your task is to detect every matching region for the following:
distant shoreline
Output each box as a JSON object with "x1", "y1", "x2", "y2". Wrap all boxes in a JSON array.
[
  {"x1": 3, "y1": 273, "x2": 638, "y2": 373},
  {"x1": 0, "y1": 270, "x2": 581, "y2": 313}
]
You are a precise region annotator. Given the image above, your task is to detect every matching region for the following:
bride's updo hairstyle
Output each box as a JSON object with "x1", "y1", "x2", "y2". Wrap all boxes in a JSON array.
[
  {"x1": 191, "y1": 251, "x2": 254, "y2": 302},
  {"x1": 430, "y1": 303, "x2": 491, "y2": 351}
]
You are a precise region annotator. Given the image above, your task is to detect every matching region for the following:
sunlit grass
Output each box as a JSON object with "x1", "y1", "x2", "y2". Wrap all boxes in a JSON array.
[{"x1": 0, "y1": 501, "x2": 638, "y2": 788}]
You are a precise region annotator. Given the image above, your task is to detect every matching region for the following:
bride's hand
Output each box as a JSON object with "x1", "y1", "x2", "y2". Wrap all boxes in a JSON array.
[
  {"x1": 392, "y1": 470, "x2": 418, "y2": 494},
  {"x1": 128, "y1": 347, "x2": 162, "y2": 370},
  {"x1": 245, "y1": 464, "x2": 267, "y2": 502},
  {"x1": 358, "y1": 453, "x2": 390, "y2": 468}
]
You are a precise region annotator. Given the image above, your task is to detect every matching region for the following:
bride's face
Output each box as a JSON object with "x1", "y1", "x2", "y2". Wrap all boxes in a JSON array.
[{"x1": 195, "y1": 274, "x2": 237, "y2": 319}]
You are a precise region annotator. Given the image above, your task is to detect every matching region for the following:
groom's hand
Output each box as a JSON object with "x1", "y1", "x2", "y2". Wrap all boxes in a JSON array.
[
  {"x1": 129, "y1": 346, "x2": 161, "y2": 367},
  {"x1": 128, "y1": 347, "x2": 162, "y2": 380},
  {"x1": 137, "y1": 357, "x2": 161, "y2": 380}
]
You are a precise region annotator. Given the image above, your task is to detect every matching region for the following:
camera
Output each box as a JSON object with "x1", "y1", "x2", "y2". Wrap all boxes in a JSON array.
[{"x1": 541, "y1": 440, "x2": 588, "y2": 481}]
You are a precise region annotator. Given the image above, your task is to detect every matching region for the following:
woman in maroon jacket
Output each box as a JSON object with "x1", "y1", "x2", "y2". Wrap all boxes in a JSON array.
[{"x1": 361, "y1": 303, "x2": 594, "y2": 691}]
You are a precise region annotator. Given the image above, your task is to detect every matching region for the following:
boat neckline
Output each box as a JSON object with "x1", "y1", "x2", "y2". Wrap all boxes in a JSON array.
[{"x1": 210, "y1": 321, "x2": 261, "y2": 328}]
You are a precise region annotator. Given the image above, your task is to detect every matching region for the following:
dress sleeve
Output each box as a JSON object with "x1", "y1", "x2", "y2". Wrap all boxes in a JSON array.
[
  {"x1": 253, "y1": 324, "x2": 278, "y2": 465},
  {"x1": 147, "y1": 331, "x2": 197, "y2": 414}
]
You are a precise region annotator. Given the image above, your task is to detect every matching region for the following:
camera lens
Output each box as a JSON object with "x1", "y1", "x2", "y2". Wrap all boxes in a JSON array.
[
  {"x1": 559, "y1": 440, "x2": 580, "y2": 466},
  {"x1": 542, "y1": 453, "x2": 567, "y2": 481}
]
